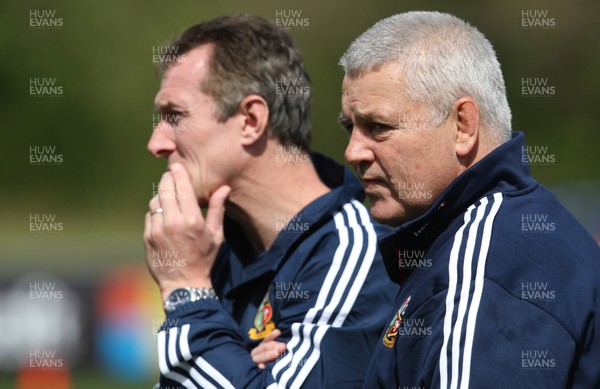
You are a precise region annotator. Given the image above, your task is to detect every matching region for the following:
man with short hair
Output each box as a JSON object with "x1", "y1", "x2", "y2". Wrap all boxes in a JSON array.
[
  {"x1": 338, "y1": 11, "x2": 600, "y2": 388},
  {"x1": 144, "y1": 14, "x2": 394, "y2": 388}
]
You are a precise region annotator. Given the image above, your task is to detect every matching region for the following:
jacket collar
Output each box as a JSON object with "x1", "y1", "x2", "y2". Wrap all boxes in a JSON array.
[
  {"x1": 379, "y1": 131, "x2": 538, "y2": 284},
  {"x1": 221, "y1": 152, "x2": 364, "y2": 294}
]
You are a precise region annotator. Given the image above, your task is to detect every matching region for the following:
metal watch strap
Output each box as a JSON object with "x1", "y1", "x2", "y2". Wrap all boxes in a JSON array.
[
  {"x1": 164, "y1": 287, "x2": 218, "y2": 313},
  {"x1": 188, "y1": 287, "x2": 218, "y2": 301}
]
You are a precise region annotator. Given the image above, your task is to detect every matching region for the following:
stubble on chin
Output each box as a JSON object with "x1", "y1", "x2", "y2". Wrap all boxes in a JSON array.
[{"x1": 367, "y1": 195, "x2": 398, "y2": 226}]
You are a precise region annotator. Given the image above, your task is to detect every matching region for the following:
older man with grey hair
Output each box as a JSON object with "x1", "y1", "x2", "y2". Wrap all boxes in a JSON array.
[{"x1": 338, "y1": 11, "x2": 600, "y2": 388}]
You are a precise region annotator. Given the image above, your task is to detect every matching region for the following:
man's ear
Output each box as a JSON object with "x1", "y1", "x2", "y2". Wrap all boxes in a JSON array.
[
  {"x1": 238, "y1": 95, "x2": 269, "y2": 147},
  {"x1": 453, "y1": 97, "x2": 480, "y2": 159}
]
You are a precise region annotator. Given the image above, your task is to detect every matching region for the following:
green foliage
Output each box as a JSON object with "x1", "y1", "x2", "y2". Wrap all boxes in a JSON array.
[{"x1": 1, "y1": 0, "x2": 598, "y2": 229}]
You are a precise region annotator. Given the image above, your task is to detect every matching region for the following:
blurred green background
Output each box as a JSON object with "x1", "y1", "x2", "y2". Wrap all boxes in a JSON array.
[{"x1": 1, "y1": 0, "x2": 599, "y2": 387}]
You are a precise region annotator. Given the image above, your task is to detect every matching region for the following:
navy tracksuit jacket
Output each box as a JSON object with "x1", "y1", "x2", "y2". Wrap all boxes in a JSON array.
[
  {"x1": 156, "y1": 153, "x2": 396, "y2": 388},
  {"x1": 364, "y1": 132, "x2": 600, "y2": 388}
]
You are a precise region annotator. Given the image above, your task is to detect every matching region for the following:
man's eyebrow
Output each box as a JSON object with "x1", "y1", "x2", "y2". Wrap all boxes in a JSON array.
[
  {"x1": 341, "y1": 108, "x2": 392, "y2": 124},
  {"x1": 154, "y1": 99, "x2": 185, "y2": 113},
  {"x1": 337, "y1": 112, "x2": 351, "y2": 127}
]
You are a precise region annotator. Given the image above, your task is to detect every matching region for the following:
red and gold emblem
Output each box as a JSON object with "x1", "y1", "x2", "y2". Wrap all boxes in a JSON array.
[
  {"x1": 248, "y1": 290, "x2": 276, "y2": 340},
  {"x1": 383, "y1": 295, "x2": 411, "y2": 348}
]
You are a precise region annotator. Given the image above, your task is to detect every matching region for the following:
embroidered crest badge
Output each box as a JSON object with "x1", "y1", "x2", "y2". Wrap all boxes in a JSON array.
[
  {"x1": 248, "y1": 290, "x2": 276, "y2": 340},
  {"x1": 383, "y1": 295, "x2": 412, "y2": 348}
]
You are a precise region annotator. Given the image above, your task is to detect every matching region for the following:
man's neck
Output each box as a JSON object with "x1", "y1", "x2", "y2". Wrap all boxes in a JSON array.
[{"x1": 225, "y1": 152, "x2": 331, "y2": 253}]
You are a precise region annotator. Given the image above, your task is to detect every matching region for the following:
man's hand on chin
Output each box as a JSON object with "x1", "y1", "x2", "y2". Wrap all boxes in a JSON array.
[{"x1": 143, "y1": 162, "x2": 231, "y2": 302}]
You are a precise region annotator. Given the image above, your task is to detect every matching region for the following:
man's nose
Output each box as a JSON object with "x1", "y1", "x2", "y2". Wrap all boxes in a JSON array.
[
  {"x1": 147, "y1": 123, "x2": 176, "y2": 158},
  {"x1": 344, "y1": 128, "x2": 375, "y2": 168}
]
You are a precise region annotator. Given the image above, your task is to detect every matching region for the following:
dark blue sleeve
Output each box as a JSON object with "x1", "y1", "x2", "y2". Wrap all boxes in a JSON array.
[
  {"x1": 441, "y1": 281, "x2": 575, "y2": 388},
  {"x1": 372, "y1": 281, "x2": 580, "y2": 389},
  {"x1": 267, "y1": 201, "x2": 395, "y2": 388},
  {"x1": 156, "y1": 299, "x2": 275, "y2": 389},
  {"x1": 155, "y1": 200, "x2": 395, "y2": 388}
]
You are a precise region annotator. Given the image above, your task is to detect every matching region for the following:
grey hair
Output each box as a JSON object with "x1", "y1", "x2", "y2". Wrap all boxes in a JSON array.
[{"x1": 339, "y1": 11, "x2": 512, "y2": 144}]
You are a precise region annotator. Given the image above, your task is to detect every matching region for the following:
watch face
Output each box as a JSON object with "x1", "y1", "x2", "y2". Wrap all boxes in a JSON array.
[{"x1": 169, "y1": 288, "x2": 191, "y2": 304}]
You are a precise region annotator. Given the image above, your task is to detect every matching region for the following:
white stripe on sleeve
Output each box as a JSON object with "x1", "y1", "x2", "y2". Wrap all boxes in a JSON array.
[
  {"x1": 438, "y1": 194, "x2": 504, "y2": 389},
  {"x1": 157, "y1": 328, "x2": 198, "y2": 388},
  {"x1": 460, "y1": 193, "x2": 503, "y2": 388},
  {"x1": 439, "y1": 204, "x2": 476, "y2": 388},
  {"x1": 168, "y1": 326, "x2": 180, "y2": 367},
  {"x1": 449, "y1": 198, "x2": 488, "y2": 389},
  {"x1": 280, "y1": 201, "x2": 379, "y2": 388},
  {"x1": 272, "y1": 211, "x2": 350, "y2": 381},
  {"x1": 157, "y1": 330, "x2": 169, "y2": 375},
  {"x1": 290, "y1": 201, "x2": 378, "y2": 387},
  {"x1": 277, "y1": 205, "x2": 360, "y2": 387},
  {"x1": 179, "y1": 324, "x2": 192, "y2": 360},
  {"x1": 302, "y1": 212, "x2": 349, "y2": 323},
  {"x1": 194, "y1": 356, "x2": 236, "y2": 389}
]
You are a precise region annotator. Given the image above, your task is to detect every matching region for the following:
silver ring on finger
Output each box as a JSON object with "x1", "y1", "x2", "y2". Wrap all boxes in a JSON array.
[{"x1": 150, "y1": 207, "x2": 164, "y2": 216}]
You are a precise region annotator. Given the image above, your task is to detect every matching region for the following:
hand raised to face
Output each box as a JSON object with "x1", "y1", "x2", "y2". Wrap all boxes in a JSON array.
[{"x1": 144, "y1": 163, "x2": 231, "y2": 302}]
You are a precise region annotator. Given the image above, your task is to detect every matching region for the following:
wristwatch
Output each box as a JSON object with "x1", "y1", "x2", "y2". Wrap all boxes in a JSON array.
[{"x1": 164, "y1": 287, "x2": 218, "y2": 313}]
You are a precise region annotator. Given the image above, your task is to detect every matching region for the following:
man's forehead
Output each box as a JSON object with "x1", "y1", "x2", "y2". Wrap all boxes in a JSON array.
[
  {"x1": 342, "y1": 72, "x2": 404, "y2": 108},
  {"x1": 155, "y1": 45, "x2": 213, "y2": 107},
  {"x1": 161, "y1": 45, "x2": 212, "y2": 86},
  {"x1": 342, "y1": 63, "x2": 403, "y2": 90},
  {"x1": 342, "y1": 68, "x2": 403, "y2": 103},
  {"x1": 340, "y1": 70, "x2": 421, "y2": 123}
]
